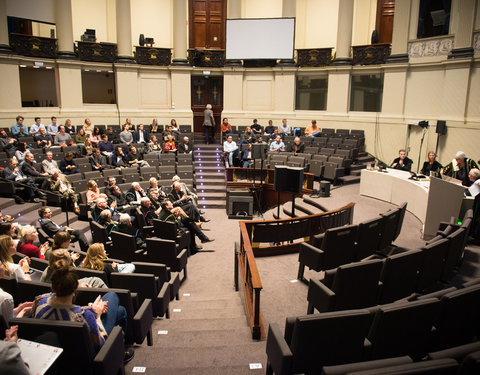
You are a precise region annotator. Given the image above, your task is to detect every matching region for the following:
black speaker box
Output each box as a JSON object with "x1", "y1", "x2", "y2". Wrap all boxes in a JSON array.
[
  {"x1": 274, "y1": 166, "x2": 304, "y2": 194},
  {"x1": 436, "y1": 120, "x2": 447, "y2": 135}
]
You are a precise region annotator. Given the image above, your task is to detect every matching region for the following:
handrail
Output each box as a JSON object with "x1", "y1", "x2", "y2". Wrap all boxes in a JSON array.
[{"x1": 236, "y1": 202, "x2": 355, "y2": 340}]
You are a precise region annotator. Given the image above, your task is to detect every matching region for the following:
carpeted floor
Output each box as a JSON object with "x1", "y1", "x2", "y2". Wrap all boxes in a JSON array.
[{"x1": 125, "y1": 181, "x2": 474, "y2": 374}]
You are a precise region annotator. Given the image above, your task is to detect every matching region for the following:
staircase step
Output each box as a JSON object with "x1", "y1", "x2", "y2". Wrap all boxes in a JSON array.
[
  {"x1": 2, "y1": 202, "x2": 44, "y2": 218},
  {"x1": 351, "y1": 170, "x2": 362, "y2": 176},
  {"x1": 196, "y1": 166, "x2": 225, "y2": 173},
  {"x1": 136, "y1": 364, "x2": 265, "y2": 375},
  {"x1": 0, "y1": 198, "x2": 16, "y2": 210},
  {"x1": 195, "y1": 172, "x2": 225, "y2": 180},
  {"x1": 197, "y1": 200, "x2": 227, "y2": 209},
  {"x1": 350, "y1": 164, "x2": 365, "y2": 171},
  {"x1": 338, "y1": 175, "x2": 361, "y2": 185},
  {"x1": 198, "y1": 192, "x2": 227, "y2": 199},
  {"x1": 195, "y1": 160, "x2": 223, "y2": 167}
]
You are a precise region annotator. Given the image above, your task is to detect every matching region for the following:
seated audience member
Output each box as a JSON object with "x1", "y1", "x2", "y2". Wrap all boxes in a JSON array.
[
  {"x1": 240, "y1": 127, "x2": 255, "y2": 145},
  {"x1": 443, "y1": 150, "x2": 479, "y2": 187},
  {"x1": 178, "y1": 136, "x2": 193, "y2": 154},
  {"x1": 40, "y1": 247, "x2": 106, "y2": 288},
  {"x1": 241, "y1": 143, "x2": 252, "y2": 168},
  {"x1": 250, "y1": 119, "x2": 263, "y2": 135},
  {"x1": 264, "y1": 120, "x2": 275, "y2": 136},
  {"x1": 147, "y1": 135, "x2": 162, "y2": 157},
  {"x1": 270, "y1": 135, "x2": 285, "y2": 154},
  {"x1": 83, "y1": 242, "x2": 135, "y2": 275},
  {"x1": 54, "y1": 125, "x2": 74, "y2": 146},
  {"x1": 64, "y1": 119, "x2": 75, "y2": 134},
  {"x1": 92, "y1": 197, "x2": 119, "y2": 222},
  {"x1": 288, "y1": 136, "x2": 305, "y2": 155},
  {"x1": 221, "y1": 118, "x2": 232, "y2": 141},
  {"x1": 150, "y1": 118, "x2": 160, "y2": 134},
  {"x1": 47, "y1": 116, "x2": 58, "y2": 135},
  {"x1": 126, "y1": 182, "x2": 147, "y2": 205},
  {"x1": 305, "y1": 119, "x2": 321, "y2": 137},
  {"x1": 168, "y1": 182, "x2": 207, "y2": 222},
  {"x1": 139, "y1": 197, "x2": 158, "y2": 226},
  {"x1": 119, "y1": 123, "x2": 133, "y2": 145},
  {"x1": 148, "y1": 177, "x2": 167, "y2": 198},
  {"x1": 105, "y1": 177, "x2": 118, "y2": 201},
  {"x1": 3, "y1": 158, "x2": 37, "y2": 202},
  {"x1": 0, "y1": 263, "x2": 33, "y2": 322},
  {"x1": 82, "y1": 118, "x2": 95, "y2": 135},
  {"x1": 98, "y1": 134, "x2": 115, "y2": 158},
  {"x1": 32, "y1": 259, "x2": 133, "y2": 361},
  {"x1": 44, "y1": 231, "x2": 80, "y2": 261},
  {"x1": 0, "y1": 129, "x2": 16, "y2": 152},
  {"x1": 108, "y1": 185, "x2": 131, "y2": 212},
  {"x1": 163, "y1": 125, "x2": 177, "y2": 142},
  {"x1": 163, "y1": 135, "x2": 178, "y2": 153},
  {"x1": 86, "y1": 179, "x2": 101, "y2": 204},
  {"x1": 21, "y1": 152, "x2": 49, "y2": 187},
  {"x1": 112, "y1": 146, "x2": 127, "y2": 169},
  {"x1": 41, "y1": 150, "x2": 58, "y2": 175},
  {"x1": 83, "y1": 137, "x2": 94, "y2": 156},
  {"x1": 98, "y1": 210, "x2": 117, "y2": 238},
  {"x1": 391, "y1": 149, "x2": 413, "y2": 171},
  {"x1": 36, "y1": 127, "x2": 52, "y2": 148},
  {"x1": 126, "y1": 145, "x2": 149, "y2": 168},
  {"x1": 172, "y1": 175, "x2": 198, "y2": 207},
  {"x1": 421, "y1": 151, "x2": 443, "y2": 176},
  {"x1": 29, "y1": 117, "x2": 45, "y2": 136},
  {"x1": 0, "y1": 234, "x2": 32, "y2": 281},
  {"x1": 14, "y1": 142, "x2": 28, "y2": 163},
  {"x1": 75, "y1": 127, "x2": 88, "y2": 145},
  {"x1": 158, "y1": 199, "x2": 213, "y2": 254},
  {"x1": 59, "y1": 152, "x2": 80, "y2": 175},
  {"x1": 91, "y1": 127, "x2": 102, "y2": 145},
  {"x1": 89, "y1": 148, "x2": 110, "y2": 172},
  {"x1": 465, "y1": 168, "x2": 480, "y2": 197},
  {"x1": 11, "y1": 115, "x2": 28, "y2": 138},
  {"x1": 47, "y1": 170, "x2": 80, "y2": 213},
  {"x1": 279, "y1": 119, "x2": 291, "y2": 140},
  {"x1": 133, "y1": 124, "x2": 149, "y2": 144},
  {"x1": 148, "y1": 189, "x2": 163, "y2": 213},
  {"x1": 106, "y1": 126, "x2": 117, "y2": 143},
  {"x1": 38, "y1": 207, "x2": 90, "y2": 252},
  {"x1": 223, "y1": 135, "x2": 239, "y2": 167},
  {"x1": 116, "y1": 213, "x2": 145, "y2": 249},
  {"x1": 16, "y1": 225, "x2": 49, "y2": 259}
]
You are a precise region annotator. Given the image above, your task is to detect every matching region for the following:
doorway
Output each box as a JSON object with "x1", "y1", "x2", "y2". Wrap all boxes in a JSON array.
[{"x1": 191, "y1": 76, "x2": 223, "y2": 137}]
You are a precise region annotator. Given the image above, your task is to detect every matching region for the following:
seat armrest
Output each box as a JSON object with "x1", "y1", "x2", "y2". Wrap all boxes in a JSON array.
[
  {"x1": 156, "y1": 282, "x2": 170, "y2": 317},
  {"x1": 307, "y1": 278, "x2": 336, "y2": 313},
  {"x1": 130, "y1": 292, "x2": 139, "y2": 311},
  {"x1": 133, "y1": 299, "x2": 153, "y2": 345},
  {"x1": 298, "y1": 243, "x2": 324, "y2": 272},
  {"x1": 93, "y1": 326, "x2": 125, "y2": 375},
  {"x1": 176, "y1": 249, "x2": 188, "y2": 270},
  {"x1": 266, "y1": 323, "x2": 293, "y2": 375}
]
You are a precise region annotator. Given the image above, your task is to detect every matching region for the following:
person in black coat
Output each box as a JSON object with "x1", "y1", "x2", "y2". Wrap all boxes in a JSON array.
[
  {"x1": 133, "y1": 124, "x2": 150, "y2": 144},
  {"x1": 391, "y1": 149, "x2": 413, "y2": 171},
  {"x1": 287, "y1": 137, "x2": 305, "y2": 155},
  {"x1": 21, "y1": 152, "x2": 49, "y2": 187},
  {"x1": 420, "y1": 151, "x2": 443, "y2": 176}
]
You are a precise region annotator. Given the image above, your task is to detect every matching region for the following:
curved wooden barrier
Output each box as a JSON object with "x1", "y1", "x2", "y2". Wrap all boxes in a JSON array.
[{"x1": 235, "y1": 202, "x2": 355, "y2": 340}]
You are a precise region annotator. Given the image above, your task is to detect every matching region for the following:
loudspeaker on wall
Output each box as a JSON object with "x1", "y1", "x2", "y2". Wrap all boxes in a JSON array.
[{"x1": 436, "y1": 120, "x2": 447, "y2": 135}]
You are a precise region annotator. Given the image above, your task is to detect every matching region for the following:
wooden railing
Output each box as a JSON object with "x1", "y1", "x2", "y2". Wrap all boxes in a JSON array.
[{"x1": 235, "y1": 202, "x2": 355, "y2": 340}]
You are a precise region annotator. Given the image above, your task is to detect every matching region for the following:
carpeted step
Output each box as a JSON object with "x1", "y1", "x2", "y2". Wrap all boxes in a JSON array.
[
  {"x1": 2, "y1": 201, "x2": 44, "y2": 217},
  {"x1": 197, "y1": 199, "x2": 227, "y2": 209},
  {"x1": 356, "y1": 155, "x2": 375, "y2": 163},
  {"x1": 196, "y1": 166, "x2": 225, "y2": 173},
  {"x1": 302, "y1": 197, "x2": 329, "y2": 212},
  {"x1": 134, "y1": 364, "x2": 265, "y2": 375},
  {"x1": 350, "y1": 164, "x2": 365, "y2": 171},
  {"x1": 338, "y1": 175, "x2": 361, "y2": 185},
  {"x1": 195, "y1": 160, "x2": 223, "y2": 167},
  {"x1": 198, "y1": 192, "x2": 227, "y2": 201},
  {"x1": 0, "y1": 197, "x2": 16, "y2": 210},
  {"x1": 351, "y1": 169, "x2": 362, "y2": 176},
  {"x1": 195, "y1": 172, "x2": 225, "y2": 180}
]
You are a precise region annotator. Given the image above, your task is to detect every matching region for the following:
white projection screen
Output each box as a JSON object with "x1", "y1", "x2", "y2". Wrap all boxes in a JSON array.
[{"x1": 226, "y1": 18, "x2": 295, "y2": 60}]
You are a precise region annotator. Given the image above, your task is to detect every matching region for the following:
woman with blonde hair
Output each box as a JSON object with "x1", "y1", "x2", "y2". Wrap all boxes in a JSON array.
[
  {"x1": 83, "y1": 137, "x2": 94, "y2": 156},
  {"x1": 86, "y1": 179, "x2": 100, "y2": 204},
  {"x1": 83, "y1": 118, "x2": 95, "y2": 135},
  {"x1": 0, "y1": 234, "x2": 31, "y2": 280},
  {"x1": 150, "y1": 118, "x2": 159, "y2": 133},
  {"x1": 16, "y1": 225, "x2": 49, "y2": 259},
  {"x1": 83, "y1": 243, "x2": 135, "y2": 276}
]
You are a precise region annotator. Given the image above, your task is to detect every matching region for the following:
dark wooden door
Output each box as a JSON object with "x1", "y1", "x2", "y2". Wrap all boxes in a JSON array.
[
  {"x1": 189, "y1": 0, "x2": 226, "y2": 49},
  {"x1": 191, "y1": 76, "x2": 223, "y2": 134},
  {"x1": 375, "y1": 0, "x2": 395, "y2": 44}
]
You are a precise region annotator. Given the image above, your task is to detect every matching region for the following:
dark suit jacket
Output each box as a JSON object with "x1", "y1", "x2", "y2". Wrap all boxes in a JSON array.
[
  {"x1": 133, "y1": 130, "x2": 150, "y2": 143},
  {"x1": 287, "y1": 143, "x2": 305, "y2": 154},
  {"x1": 178, "y1": 142, "x2": 193, "y2": 154},
  {"x1": 391, "y1": 157, "x2": 413, "y2": 171},
  {"x1": 40, "y1": 218, "x2": 62, "y2": 237},
  {"x1": 21, "y1": 161, "x2": 43, "y2": 178}
]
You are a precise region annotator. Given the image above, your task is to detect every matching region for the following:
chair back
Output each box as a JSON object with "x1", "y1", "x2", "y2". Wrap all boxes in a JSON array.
[
  {"x1": 74, "y1": 267, "x2": 109, "y2": 286},
  {"x1": 110, "y1": 231, "x2": 137, "y2": 263},
  {"x1": 152, "y1": 219, "x2": 177, "y2": 240},
  {"x1": 379, "y1": 208, "x2": 401, "y2": 251},
  {"x1": 16, "y1": 279, "x2": 51, "y2": 304},
  {"x1": 355, "y1": 216, "x2": 384, "y2": 260},
  {"x1": 90, "y1": 220, "x2": 109, "y2": 244},
  {"x1": 393, "y1": 202, "x2": 408, "y2": 241},
  {"x1": 417, "y1": 238, "x2": 449, "y2": 292},
  {"x1": 146, "y1": 238, "x2": 177, "y2": 265},
  {"x1": 314, "y1": 224, "x2": 358, "y2": 270},
  {"x1": 442, "y1": 227, "x2": 467, "y2": 281}
]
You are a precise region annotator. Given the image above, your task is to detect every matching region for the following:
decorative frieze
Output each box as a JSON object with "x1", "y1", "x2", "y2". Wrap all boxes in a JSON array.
[{"x1": 408, "y1": 36, "x2": 454, "y2": 58}]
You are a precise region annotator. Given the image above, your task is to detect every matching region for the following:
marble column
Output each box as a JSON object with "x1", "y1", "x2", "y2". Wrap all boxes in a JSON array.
[
  {"x1": 0, "y1": 0, "x2": 10, "y2": 53},
  {"x1": 449, "y1": 0, "x2": 475, "y2": 59},
  {"x1": 387, "y1": 0, "x2": 411, "y2": 63},
  {"x1": 173, "y1": 0, "x2": 188, "y2": 65},
  {"x1": 279, "y1": 0, "x2": 296, "y2": 66},
  {"x1": 116, "y1": 0, "x2": 135, "y2": 63},
  {"x1": 332, "y1": 0, "x2": 354, "y2": 65},
  {"x1": 54, "y1": 0, "x2": 76, "y2": 59}
]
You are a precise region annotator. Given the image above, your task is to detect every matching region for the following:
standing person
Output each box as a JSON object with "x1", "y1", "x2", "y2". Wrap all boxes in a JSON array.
[
  {"x1": 391, "y1": 149, "x2": 413, "y2": 172},
  {"x1": 421, "y1": 151, "x2": 443, "y2": 176},
  {"x1": 203, "y1": 104, "x2": 215, "y2": 144},
  {"x1": 11, "y1": 115, "x2": 28, "y2": 138},
  {"x1": 443, "y1": 151, "x2": 479, "y2": 187}
]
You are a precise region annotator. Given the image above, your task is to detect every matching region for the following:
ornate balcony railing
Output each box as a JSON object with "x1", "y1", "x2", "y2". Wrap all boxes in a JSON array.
[
  {"x1": 77, "y1": 41, "x2": 117, "y2": 63},
  {"x1": 352, "y1": 43, "x2": 391, "y2": 65},
  {"x1": 10, "y1": 33, "x2": 57, "y2": 59},
  {"x1": 297, "y1": 48, "x2": 333, "y2": 67},
  {"x1": 135, "y1": 46, "x2": 171, "y2": 65},
  {"x1": 408, "y1": 35, "x2": 454, "y2": 59},
  {"x1": 188, "y1": 49, "x2": 225, "y2": 67}
]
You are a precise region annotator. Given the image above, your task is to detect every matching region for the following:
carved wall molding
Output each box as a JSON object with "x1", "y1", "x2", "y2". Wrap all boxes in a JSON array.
[
  {"x1": 77, "y1": 41, "x2": 117, "y2": 63},
  {"x1": 408, "y1": 36, "x2": 454, "y2": 58},
  {"x1": 352, "y1": 44, "x2": 391, "y2": 65},
  {"x1": 10, "y1": 33, "x2": 57, "y2": 59},
  {"x1": 297, "y1": 48, "x2": 332, "y2": 67},
  {"x1": 474, "y1": 32, "x2": 480, "y2": 57},
  {"x1": 188, "y1": 49, "x2": 225, "y2": 67},
  {"x1": 135, "y1": 46, "x2": 171, "y2": 65}
]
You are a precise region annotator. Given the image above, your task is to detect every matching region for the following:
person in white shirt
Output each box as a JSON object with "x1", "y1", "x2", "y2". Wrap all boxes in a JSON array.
[
  {"x1": 29, "y1": 117, "x2": 45, "y2": 135},
  {"x1": 223, "y1": 135, "x2": 238, "y2": 167},
  {"x1": 466, "y1": 168, "x2": 480, "y2": 197},
  {"x1": 269, "y1": 135, "x2": 285, "y2": 154}
]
